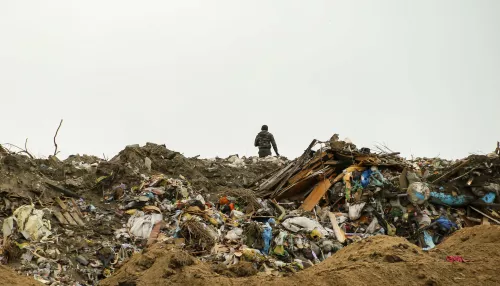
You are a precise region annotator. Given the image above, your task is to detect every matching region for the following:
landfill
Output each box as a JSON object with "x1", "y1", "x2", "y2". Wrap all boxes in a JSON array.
[{"x1": 0, "y1": 137, "x2": 500, "y2": 286}]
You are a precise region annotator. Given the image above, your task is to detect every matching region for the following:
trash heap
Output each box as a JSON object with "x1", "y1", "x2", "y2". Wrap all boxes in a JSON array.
[
  {"x1": 0, "y1": 143, "x2": 288, "y2": 285},
  {"x1": 104, "y1": 176, "x2": 346, "y2": 277},
  {"x1": 1, "y1": 138, "x2": 500, "y2": 285},
  {"x1": 252, "y1": 135, "x2": 500, "y2": 250}
]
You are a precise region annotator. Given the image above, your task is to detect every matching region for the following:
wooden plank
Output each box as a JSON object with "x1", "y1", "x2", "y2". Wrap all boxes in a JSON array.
[
  {"x1": 258, "y1": 162, "x2": 295, "y2": 192},
  {"x1": 276, "y1": 174, "x2": 321, "y2": 201},
  {"x1": 55, "y1": 197, "x2": 67, "y2": 210},
  {"x1": 329, "y1": 212, "x2": 346, "y2": 243},
  {"x1": 303, "y1": 151, "x2": 328, "y2": 167},
  {"x1": 63, "y1": 212, "x2": 78, "y2": 225},
  {"x1": 53, "y1": 210, "x2": 68, "y2": 225},
  {"x1": 71, "y1": 198, "x2": 83, "y2": 218},
  {"x1": 300, "y1": 176, "x2": 333, "y2": 211},
  {"x1": 324, "y1": 160, "x2": 341, "y2": 166},
  {"x1": 272, "y1": 140, "x2": 317, "y2": 197},
  {"x1": 288, "y1": 165, "x2": 316, "y2": 185},
  {"x1": 471, "y1": 206, "x2": 500, "y2": 224},
  {"x1": 482, "y1": 216, "x2": 491, "y2": 225},
  {"x1": 244, "y1": 167, "x2": 280, "y2": 188},
  {"x1": 70, "y1": 212, "x2": 85, "y2": 226},
  {"x1": 276, "y1": 167, "x2": 333, "y2": 198}
]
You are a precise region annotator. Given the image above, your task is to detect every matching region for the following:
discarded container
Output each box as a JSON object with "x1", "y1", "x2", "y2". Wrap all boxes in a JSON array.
[{"x1": 407, "y1": 182, "x2": 430, "y2": 205}]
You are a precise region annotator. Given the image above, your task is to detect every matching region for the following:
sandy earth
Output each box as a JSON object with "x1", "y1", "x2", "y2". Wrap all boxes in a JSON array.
[
  {"x1": 0, "y1": 265, "x2": 43, "y2": 286},
  {"x1": 99, "y1": 225, "x2": 500, "y2": 286}
]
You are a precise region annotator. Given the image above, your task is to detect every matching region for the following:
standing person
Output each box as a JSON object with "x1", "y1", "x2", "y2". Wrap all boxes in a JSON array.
[{"x1": 254, "y1": 125, "x2": 279, "y2": 158}]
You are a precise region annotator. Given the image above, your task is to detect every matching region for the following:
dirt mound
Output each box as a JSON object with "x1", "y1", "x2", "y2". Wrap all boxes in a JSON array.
[
  {"x1": 288, "y1": 229, "x2": 500, "y2": 286},
  {"x1": 435, "y1": 224, "x2": 500, "y2": 258},
  {"x1": 97, "y1": 143, "x2": 284, "y2": 195},
  {"x1": 0, "y1": 265, "x2": 41, "y2": 286},
  {"x1": 101, "y1": 227, "x2": 500, "y2": 286}
]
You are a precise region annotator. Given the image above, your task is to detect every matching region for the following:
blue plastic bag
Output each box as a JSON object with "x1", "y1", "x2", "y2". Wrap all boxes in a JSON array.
[
  {"x1": 435, "y1": 216, "x2": 458, "y2": 231},
  {"x1": 262, "y1": 218, "x2": 275, "y2": 254},
  {"x1": 361, "y1": 170, "x2": 372, "y2": 188}
]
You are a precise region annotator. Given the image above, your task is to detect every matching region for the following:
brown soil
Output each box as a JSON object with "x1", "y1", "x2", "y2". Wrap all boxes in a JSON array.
[
  {"x1": 100, "y1": 225, "x2": 500, "y2": 286},
  {"x1": 0, "y1": 265, "x2": 42, "y2": 286}
]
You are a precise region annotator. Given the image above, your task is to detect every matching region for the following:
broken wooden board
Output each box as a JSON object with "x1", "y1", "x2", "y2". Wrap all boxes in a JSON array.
[
  {"x1": 471, "y1": 206, "x2": 500, "y2": 224},
  {"x1": 275, "y1": 167, "x2": 335, "y2": 199},
  {"x1": 71, "y1": 198, "x2": 83, "y2": 218},
  {"x1": 303, "y1": 152, "x2": 332, "y2": 169},
  {"x1": 63, "y1": 212, "x2": 78, "y2": 225},
  {"x1": 329, "y1": 212, "x2": 346, "y2": 243},
  {"x1": 275, "y1": 173, "x2": 321, "y2": 200},
  {"x1": 324, "y1": 160, "x2": 341, "y2": 166},
  {"x1": 288, "y1": 168, "x2": 313, "y2": 186},
  {"x1": 70, "y1": 212, "x2": 85, "y2": 226},
  {"x1": 258, "y1": 161, "x2": 296, "y2": 193},
  {"x1": 287, "y1": 161, "x2": 324, "y2": 185},
  {"x1": 482, "y1": 216, "x2": 491, "y2": 225},
  {"x1": 53, "y1": 210, "x2": 68, "y2": 225},
  {"x1": 272, "y1": 139, "x2": 317, "y2": 197},
  {"x1": 55, "y1": 197, "x2": 67, "y2": 210},
  {"x1": 300, "y1": 176, "x2": 333, "y2": 211}
]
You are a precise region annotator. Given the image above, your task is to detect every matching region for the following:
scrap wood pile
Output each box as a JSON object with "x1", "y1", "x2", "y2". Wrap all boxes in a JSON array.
[
  {"x1": 256, "y1": 135, "x2": 406, "y2": 208},
  {"x1": 253, "y1": 134, "x2": 500, "y2": 246}
]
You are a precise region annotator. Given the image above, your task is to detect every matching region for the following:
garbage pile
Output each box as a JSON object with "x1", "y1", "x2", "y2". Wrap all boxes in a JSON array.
[
  {"x1": 1, "y1": 138, "x2": 499, "y2": 285},
  {"x1": 0, "y1": 143, "x2": 287, "y2": 285},
  {"x1": 253, "y1": 135, "x2": 500, "y2": 249}
]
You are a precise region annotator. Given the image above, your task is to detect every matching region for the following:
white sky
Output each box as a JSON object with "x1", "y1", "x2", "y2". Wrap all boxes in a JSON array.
[{"x1": 1, "y1": 1, "x2": 499, "y2": 160}]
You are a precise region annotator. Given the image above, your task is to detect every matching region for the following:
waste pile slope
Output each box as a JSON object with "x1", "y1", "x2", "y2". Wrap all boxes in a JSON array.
[
  {"x1": 100, "y1": 225, "x2": 500, "y2": 286},
  {"x1": 0, "y1": 142, "x2": 285, "y2": 285},
  {"x1": 1, "y1": 136, "x2": 500, "y2": 286}
]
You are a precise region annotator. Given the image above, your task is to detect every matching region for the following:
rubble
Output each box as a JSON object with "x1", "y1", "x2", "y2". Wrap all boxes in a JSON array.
[{"x1": 0, "y1": 137, "x2": 500, "y2": 286}]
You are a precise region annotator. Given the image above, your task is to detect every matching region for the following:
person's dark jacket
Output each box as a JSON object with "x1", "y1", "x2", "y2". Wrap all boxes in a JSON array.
[{"x1": 255, "y1": 130, "x2": 279, "y2": 155}]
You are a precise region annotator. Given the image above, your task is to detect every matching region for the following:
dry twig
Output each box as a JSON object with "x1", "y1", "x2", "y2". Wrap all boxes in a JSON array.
[
  {"x1": 53, "y1": 119, "x2": 63, "y2": 156},
  {"x1": 1, "y1": 141, "x2": 34, "y2": 159}
]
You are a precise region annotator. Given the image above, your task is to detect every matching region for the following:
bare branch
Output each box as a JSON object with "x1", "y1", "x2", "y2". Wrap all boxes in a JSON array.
[
  {"x1": 1, "y1": 142, "x2": 34, "y2": 159},
  {"x1": 53, "y1": 119, "x2": 63, "y2": 156}
]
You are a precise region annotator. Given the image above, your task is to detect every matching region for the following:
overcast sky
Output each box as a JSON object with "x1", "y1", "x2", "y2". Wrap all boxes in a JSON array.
[{"x1": 1, "y1": 1, "x2": 499, "y2": 160}]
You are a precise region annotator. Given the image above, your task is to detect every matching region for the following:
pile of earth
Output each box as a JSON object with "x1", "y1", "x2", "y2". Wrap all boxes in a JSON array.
[
  {"x1": 0, "y1": 142, "x2": 284, "y2": 217},
  {"x1": 0, "y1": 265, "x2": 41, "y2": 286},
  {"x1": 100, "y1": 225, "x2": 500, "y2": 286},
  {"x1": 96, "y1": 143, "x2": 285, "y2": 196}
]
